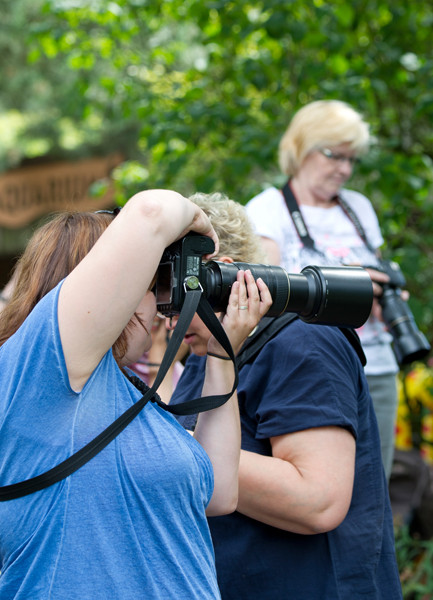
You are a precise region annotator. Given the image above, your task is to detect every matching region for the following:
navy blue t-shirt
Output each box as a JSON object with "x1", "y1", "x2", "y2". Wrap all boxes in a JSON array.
[{"x1": 170, "y1": 319, "x2": 402, "y2": 600}]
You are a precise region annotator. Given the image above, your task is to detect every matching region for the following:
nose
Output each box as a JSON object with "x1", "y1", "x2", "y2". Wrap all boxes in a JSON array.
[{"x1": 338, "y1": 159, "x2": 353, "y2": 178}]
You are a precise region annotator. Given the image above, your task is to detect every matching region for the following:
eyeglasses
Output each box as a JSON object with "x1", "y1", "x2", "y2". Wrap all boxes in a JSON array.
[{"x1": 319, "y1": 148, "x2": 359, "y2": 166}]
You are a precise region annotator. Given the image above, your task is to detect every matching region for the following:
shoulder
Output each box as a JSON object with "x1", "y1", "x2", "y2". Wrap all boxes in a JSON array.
[
  {"x1": 261, "y1": 318, "x2": 361, "y2": 373},
  {"x1": 245, "y1": 187, "x2": 289, "y2": 238},
  {"x1": 240, "y1": 318, "x2": 363, "y2": 438},
  {"x1": 0, "y1": 280, "x2": 90, "y2": 402},
  {"x1": 340, "y1": 187, "x2": 383, "y2": 246},
  {"x1": 240, "y1": 315, "x2": 360, "y2": 372},
  {"x1": 246, "y1": 187, "x2": 282, "y2": 209},
  {"x1": 2, "y1": 282, "x2": 63, "y2": 351},
  {"x1": 340, "y1": 188, "x2": 377, "y2": 215}
]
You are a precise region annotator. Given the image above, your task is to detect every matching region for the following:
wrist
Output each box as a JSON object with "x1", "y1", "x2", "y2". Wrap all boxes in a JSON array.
[{"x1": 206, "y1": 351, "x2": 231, "y2": 361}]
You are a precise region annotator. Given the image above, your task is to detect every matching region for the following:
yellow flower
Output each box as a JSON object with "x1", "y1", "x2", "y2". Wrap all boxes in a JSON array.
[{"x1": 404, "y1": 363, "x2": 433, "y2": 411}]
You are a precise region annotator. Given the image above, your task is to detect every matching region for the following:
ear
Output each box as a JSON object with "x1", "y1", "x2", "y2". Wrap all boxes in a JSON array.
[{"x1": 217, "y1": 256, "x2": 234, "y2": 264}]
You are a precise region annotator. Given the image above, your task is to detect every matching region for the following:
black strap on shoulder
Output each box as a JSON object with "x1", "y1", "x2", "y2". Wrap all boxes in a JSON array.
[
  {"x1": 237, "y1": 312, "x2": 366, "y2": 371},
  {"x1": 281, "y1": 182, "x2": 317, "y2": 250},
  {"x1": 0, "y1": 288, "x2": 238, "y2": 501},
  {"x1": 337, "y1": 196, "x2": 376, "y2": 254},
  {"x1": 338, "y1": 327, "x2": 367, "y2": 367},
  {"x1": 281, "y1": 180, "x2": 376, "y2": 256},
  {"x1": 236, "y1": 312, "x2": 299, "y2": 370}
]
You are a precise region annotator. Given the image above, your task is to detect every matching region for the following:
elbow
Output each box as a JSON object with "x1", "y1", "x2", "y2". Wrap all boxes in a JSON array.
[
  {"x1": 215, "y1": 497, "x2": 238, "y2": 517},
  {"x1": 127, "y1": 192, "x2": 164, "y2": 229},
  {"x1": 206, "y1": 485, "x2": 239, "y2": 517},
  {"x1": 303, "y1": 503, "x2": 350, "y2": 535},
  {"x1": 220, "y1": 489, "x2": 239, "y2": 515}
]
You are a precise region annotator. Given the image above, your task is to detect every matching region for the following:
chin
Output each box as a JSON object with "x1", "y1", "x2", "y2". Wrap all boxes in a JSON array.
[{"x1": 190, "y1": 345, "x2": 207, "y2": 357}]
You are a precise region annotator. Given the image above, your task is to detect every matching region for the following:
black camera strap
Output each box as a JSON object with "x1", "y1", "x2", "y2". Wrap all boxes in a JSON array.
[
  {"x1": 0, "y1": 288, "x2": 238, "y2": 501},
  {"x1": 150, "y1": 292, "x2": 238, "y2": 415},
  {"x1": 281, "y1": 181, "x2": 377, "y2": 255},
  {"x1": 238, "y1": 313, "x2": 365, "y2": 370},
  {"x1": 281, "y1": 182, "x2": 316, "y2": 250}
]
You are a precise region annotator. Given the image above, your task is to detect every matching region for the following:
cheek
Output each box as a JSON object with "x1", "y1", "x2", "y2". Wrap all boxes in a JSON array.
[
  {"x1": 140, "y1": 292, "x2": 157, "y2": 320},
  {"x1": 148, "y1": 291, "x2": 157, "y2": 312},
  {"x1": 192, "y1": 316, "x2": 211, "y2": 340},
  {"x1": 195, "y1": 326, "x2": 212, "y2": 350},
  {"x1": 302, "y1": 158, "x2": 327, "y2": 182}
]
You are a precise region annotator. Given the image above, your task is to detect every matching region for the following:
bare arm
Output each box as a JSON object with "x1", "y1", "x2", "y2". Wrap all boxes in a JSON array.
[
  {"x1": 58, "y1": 190, "x2": 218, "y2": 391},
  {"x1": 236, "y1": 426, "x2": 355, "y2": 534},
  {"x1": 194, "y1": 270, "x2": 272, "y2": 516}
]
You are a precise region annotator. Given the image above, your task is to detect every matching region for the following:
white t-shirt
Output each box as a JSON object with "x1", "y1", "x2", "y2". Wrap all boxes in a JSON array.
[{"x1": 246, "y1": 186, "x2": 398, "y2": 375}]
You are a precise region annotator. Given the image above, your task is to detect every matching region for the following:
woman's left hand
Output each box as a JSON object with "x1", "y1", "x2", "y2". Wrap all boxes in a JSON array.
[{"x1": 207, "y1": 270, "x2": 272, "y2": 357}]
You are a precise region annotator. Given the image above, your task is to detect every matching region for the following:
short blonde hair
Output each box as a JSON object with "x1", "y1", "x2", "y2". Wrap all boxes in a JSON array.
[
  {"x1": 189, "y1": 192, "x2": 266, "y2": 264},
  {"x1": 278, "y1": 100, "x2": 371, "y2": 176}
]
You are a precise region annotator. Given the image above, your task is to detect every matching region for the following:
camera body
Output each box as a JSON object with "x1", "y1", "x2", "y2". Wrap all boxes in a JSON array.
[
  {"x1": 155, "y1": 233, "x2": 216, "y2": 315},
  {"x1": 377, "y1": 259, "x2": 406, "y2": 289},
  {"x1": 373, "y1": 259, "x2": 430, "y2": 365},
  {"x1": 155, "y1": 233, "x2": 373, "y2": 329}
]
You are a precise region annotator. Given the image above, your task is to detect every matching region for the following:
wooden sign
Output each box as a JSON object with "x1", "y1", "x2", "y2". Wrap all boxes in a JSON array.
[{"x1": 0, "y1": 154, "x2": 123, "y2": 228}]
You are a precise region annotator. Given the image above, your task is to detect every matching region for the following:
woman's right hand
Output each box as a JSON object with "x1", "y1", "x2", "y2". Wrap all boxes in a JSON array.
[{"x1": 129, "y1": 190, "x2": 220, "y2": 258}]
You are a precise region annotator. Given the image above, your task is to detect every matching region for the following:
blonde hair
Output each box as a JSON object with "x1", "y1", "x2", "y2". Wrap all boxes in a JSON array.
[
  {"x1": 0, "y1": 211, "x2": 136, "y2": 362},
  {"x1": 278, "y1": 100, "x2": 371, "y2": 176},
  {"x1": 189, "y1": 192, "x2": 266, "y2": 264}
]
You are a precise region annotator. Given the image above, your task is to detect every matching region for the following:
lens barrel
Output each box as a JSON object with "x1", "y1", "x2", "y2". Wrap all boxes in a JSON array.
[
  {"x1": 380, "y1": 288, "x2": 431, "y2": 365},
  {"x1": 203, "y1": 262, "x2": 373, "y2": 328}
]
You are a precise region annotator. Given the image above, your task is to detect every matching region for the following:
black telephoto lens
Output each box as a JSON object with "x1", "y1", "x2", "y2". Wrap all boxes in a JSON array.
[
  {"x1": 203, "y1": 262, "x2": 373, "y2": 329},
  {"x1": 380, "y1": 288, "x2": 431, "y2": 365}
]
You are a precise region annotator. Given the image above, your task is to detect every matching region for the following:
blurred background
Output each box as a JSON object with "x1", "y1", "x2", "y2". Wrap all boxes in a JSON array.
[
  {"x1": 1, "y1": 0, "x2": 432, "y2": 344},
  {"x1": 1, "y1": 1, "x2": 433, "y2": 594}
]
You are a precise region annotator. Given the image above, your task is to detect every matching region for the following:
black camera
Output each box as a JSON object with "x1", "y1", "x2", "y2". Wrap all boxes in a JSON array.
[
  {"x1": 155, "y1": 233, "x2": 373, "y2": 329},
  {"x1": 374, "y1": 260, "x2": 431, "y2": 365}
]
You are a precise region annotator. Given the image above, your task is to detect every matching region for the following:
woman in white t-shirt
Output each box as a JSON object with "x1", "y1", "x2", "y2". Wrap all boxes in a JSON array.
[{"x1": 246, "y1": 99, "x2": 399, "y2": 480}]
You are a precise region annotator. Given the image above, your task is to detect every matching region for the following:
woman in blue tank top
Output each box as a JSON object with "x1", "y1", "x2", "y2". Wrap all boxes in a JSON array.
[{"x1": 0, "y1": 190, "x2": 271, "y2": 599}]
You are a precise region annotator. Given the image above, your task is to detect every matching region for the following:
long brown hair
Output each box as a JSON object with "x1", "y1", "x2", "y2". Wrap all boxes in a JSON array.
[{"x1": 0, "y1": 211, "x2": 133, "y2": 361}]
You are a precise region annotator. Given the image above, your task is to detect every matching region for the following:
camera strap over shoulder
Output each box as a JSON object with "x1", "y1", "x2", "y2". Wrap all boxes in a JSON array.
[
  {"x1": 236, "y1": 312, "x2": 366, "y2": 371},
  {"x1": 237, "y1": 312, "x2": 298, "y2": 369},
  {"x1": 281, "y1": 181, "x2": 377, "y2": 255},
  {"x1": 0, "y1": 288, "x2": 238, "y2": 501}
]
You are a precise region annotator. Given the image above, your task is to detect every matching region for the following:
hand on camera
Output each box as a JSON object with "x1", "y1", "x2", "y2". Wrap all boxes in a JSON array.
[
  {"x1": 207, "y1": 269, "x2": 272, "y2": 357},
  {"x1": 364, "y1": 267, "x2": 409, "y2": 322},
  {"x1": 363, "y1": 267, "x2": 390, "y2": 297}
]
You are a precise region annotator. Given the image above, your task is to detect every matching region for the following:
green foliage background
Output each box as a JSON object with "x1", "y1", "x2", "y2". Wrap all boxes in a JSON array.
[{"x1": 1, "y1": 0, "x2": 433, "y2": 342}]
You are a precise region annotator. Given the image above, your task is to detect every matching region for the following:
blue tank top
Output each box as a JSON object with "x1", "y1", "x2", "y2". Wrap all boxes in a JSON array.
[{"x1": 0, "y1": 283, "x2": 220, "y2": 599}]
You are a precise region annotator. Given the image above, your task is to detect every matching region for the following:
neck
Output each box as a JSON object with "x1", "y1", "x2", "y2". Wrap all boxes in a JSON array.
[{"x1": 290, "y1": 177, "x2": 338, "y2": 208}]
